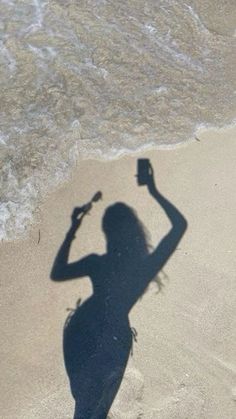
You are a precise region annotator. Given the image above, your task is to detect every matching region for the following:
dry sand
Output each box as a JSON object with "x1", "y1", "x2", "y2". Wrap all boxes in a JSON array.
[{"x1": 1, "y1": 126, "x2": 236, "y2": 418}]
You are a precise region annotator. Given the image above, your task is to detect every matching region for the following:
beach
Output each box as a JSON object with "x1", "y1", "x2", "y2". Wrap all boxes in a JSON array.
[
  {"x1": 1, "y1": 125, "x2": 236, "y2": 418},
  {"x1": 1, "y1": 1, "x2": 236, "y2": 243}
]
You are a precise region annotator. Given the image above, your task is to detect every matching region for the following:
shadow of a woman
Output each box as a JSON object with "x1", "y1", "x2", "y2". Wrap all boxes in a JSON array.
[{"x1": 51, "y1": 160, "x2": 187, "y2": 419}]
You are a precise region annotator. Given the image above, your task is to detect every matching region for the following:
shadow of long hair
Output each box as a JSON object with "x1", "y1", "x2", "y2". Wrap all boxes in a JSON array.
[{"x1": 102, "y1": 202, "x2": 164, "y2": 292}]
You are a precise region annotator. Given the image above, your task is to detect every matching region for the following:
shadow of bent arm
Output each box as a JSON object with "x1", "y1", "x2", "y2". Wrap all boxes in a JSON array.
[
  {"x1": 50, "y1": 218, "x2": 95, "y2": 281},
  {"x1": 144, "y1": 175, "x2": 188, "y2": 280}
]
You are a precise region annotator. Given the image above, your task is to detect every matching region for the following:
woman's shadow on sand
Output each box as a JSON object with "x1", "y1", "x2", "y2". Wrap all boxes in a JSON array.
[{"x1": 51, "y1": 160, "x2": 187, "y2": 419}]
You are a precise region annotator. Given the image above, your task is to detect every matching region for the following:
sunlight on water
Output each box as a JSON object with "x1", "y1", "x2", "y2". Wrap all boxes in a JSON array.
[{"x1": 0, "y1": 0, "x2": 235, "y2": 239}]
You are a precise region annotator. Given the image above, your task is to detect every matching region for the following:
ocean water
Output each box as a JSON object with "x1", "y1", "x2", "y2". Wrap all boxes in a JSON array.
[{"x1": 0, "y1": 0, "x2": 236, "y2": 240}]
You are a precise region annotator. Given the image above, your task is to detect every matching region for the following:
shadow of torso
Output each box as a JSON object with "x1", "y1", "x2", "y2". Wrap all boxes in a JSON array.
[{"x1": 63, "y1": 252, "x2": 149, "y2": 418}]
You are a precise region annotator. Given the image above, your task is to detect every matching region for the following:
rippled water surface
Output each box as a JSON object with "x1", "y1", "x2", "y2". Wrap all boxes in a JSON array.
[{"x1": 1, "y1": 0, "x2": 236, "y2": 239}]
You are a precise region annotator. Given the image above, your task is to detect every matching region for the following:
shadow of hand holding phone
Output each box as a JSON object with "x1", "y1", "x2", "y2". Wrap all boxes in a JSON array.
[{"x1": 51, "y1": 159, "x2": 187, "y2": 419}]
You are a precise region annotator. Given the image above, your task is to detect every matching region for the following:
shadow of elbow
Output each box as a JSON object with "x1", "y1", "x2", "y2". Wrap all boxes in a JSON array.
[{"x1": 50, "y1": 269, "x2": 63, "y2": 281}]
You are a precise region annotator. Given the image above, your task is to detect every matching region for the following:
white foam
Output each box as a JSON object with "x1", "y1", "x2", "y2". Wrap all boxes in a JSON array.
[
  {"x1": 1, "y1": 0, "x2": 235, "y2": 241},
  {"x1": 185, "y1": 4, "x2": 210, "y2": 35},
  {"x1": 0, "y1": 40, "x2": 16, "y2": 72},
  {"x1": 23, "y1": 0, "x2": 46, "y2": 35},
  {"x1": 144, "y1": 23, "x2": 204, "y2": 73},
  {"x1": 153, "y1": 86, "x2": 168, "y2": 95}
]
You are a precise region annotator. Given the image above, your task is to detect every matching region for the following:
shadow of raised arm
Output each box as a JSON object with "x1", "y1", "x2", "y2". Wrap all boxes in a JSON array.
[
  {"x1": 142, "y1": 162, "x2": 188, "y2": 281},
  {"x1": 50, "y1": 195, "x2": 101, "y2": 281}
]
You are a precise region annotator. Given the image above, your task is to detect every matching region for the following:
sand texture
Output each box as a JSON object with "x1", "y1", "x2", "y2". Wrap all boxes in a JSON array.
[{"x1": 1, "y1": 126, "x2": 236, "y2": 418}]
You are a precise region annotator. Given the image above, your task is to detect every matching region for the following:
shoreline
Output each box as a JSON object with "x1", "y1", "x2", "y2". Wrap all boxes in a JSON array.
[
  {"x1": 2, "y1": 124, "x2": 236, "y2": 244},
  {"x1": 1, "y1": 126, "x2": 236, "y2": 418}
]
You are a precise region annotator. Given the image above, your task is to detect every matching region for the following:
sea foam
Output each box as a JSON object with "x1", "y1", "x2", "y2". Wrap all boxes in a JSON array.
[{"x1": 0, "y1": 0, "x2": 235, "y2": 240}]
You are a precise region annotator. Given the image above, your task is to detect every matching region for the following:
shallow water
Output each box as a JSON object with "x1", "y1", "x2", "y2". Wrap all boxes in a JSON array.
[{"x1": 0, "y1": 0, "x2": 236, "y2": 240}]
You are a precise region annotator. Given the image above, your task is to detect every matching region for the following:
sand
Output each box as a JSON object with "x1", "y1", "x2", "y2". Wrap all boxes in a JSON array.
[{"x1": 1, "y1": 126, "x2": 236, "y2": 419}]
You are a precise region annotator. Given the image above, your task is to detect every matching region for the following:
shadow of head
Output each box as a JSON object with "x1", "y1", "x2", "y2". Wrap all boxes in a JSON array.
[{"x1": 102, "y1": 202, "x2": 151, "y2": 261}]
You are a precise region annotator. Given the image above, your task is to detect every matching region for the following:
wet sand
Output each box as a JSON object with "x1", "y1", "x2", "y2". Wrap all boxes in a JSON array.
[{"x1": 1, "y1": 126, "x2": 236, "y2": 418}]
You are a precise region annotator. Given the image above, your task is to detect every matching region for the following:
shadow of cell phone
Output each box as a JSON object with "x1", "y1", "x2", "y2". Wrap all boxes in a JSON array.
[{"x1": 137, "y1": 158, "x2": 151, "y2": 186}]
